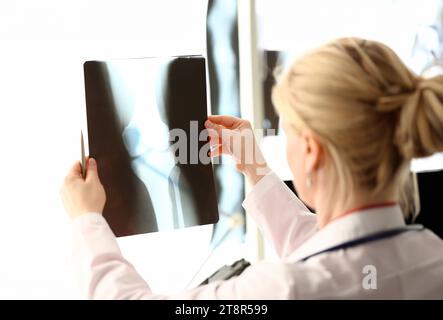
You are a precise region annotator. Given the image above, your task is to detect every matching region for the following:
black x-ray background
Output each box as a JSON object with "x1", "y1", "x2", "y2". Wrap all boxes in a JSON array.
[
  {"x1": 84, "y1": 57, "x2": 219, "y2": 237},
  {"x1": 415, "y1": 170, "x2": 443, "y2": 239}
]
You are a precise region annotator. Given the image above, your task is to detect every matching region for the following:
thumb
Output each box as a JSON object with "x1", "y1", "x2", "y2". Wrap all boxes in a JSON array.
[{"x1": 86, "y1": 158, "x2": 99, "y2": 182}]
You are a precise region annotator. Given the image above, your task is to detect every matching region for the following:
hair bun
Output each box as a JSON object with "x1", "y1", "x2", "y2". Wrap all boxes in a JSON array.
[{"x1": 394, "y1": 75, "x2": 443, "y2": 160}]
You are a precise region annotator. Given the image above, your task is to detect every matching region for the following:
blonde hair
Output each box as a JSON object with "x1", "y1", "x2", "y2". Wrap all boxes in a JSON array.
[{"x1": 272, "y1": 37, "x2": 443, "y2": 207}]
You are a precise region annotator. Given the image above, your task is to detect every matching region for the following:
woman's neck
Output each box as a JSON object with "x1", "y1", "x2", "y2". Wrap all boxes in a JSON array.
[{"x1": 316, "y1": 190, "x2": 398, "y2": 229}]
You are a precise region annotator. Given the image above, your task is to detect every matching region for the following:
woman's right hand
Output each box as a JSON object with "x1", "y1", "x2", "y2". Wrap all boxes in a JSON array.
[
  {"x1": 205, "y1": 115, "x2": 270, "y2": 185},
  {"x1": 60, "y1": 158, "x2": 106, "y2": 219}
]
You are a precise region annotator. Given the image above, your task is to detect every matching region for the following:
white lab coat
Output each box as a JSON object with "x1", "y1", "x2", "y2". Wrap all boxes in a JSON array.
[{"x1": 72, "y1": 172, "x2": 443, "y2": 299}]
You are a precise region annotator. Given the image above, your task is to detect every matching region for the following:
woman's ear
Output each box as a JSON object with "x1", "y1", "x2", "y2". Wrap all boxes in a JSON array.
[{"x1": 301, "y1": 129, "x2": 323, "y2": 173}]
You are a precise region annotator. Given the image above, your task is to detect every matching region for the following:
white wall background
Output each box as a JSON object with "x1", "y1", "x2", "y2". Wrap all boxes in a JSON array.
[{"x1": 257, "y1": 0, "x2": 440, "y2": 61}]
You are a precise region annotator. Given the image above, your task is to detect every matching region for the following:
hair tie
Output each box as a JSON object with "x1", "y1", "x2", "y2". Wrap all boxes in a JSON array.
[
  {"x1": 417, "y1": 76, "x2": 443, "y2": 93},
  {"x1": 375, "y1": 76, "x2": 423, "y2": 113},
  {"x1": 376, "y1": 90, "x2": 416, "y2": 113}
]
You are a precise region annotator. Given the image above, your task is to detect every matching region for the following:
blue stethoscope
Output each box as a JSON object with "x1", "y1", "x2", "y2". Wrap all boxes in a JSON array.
[{"x1": 299, "y1": 224, "x2": 425, "y2": 262}]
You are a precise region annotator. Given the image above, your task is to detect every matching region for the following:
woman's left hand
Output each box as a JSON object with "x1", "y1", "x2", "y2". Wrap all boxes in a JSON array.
[{"x1": 60, "y1": 158, "x2": 106, "y2": 219}]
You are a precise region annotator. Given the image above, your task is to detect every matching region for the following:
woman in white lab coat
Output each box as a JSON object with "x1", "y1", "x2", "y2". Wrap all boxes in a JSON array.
[{"x1": 61, "y1": 38, "x2": 443, "y2": 299}]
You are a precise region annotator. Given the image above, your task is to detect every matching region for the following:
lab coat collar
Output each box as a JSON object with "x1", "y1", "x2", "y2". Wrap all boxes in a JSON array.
[{"x1": 288, "y1": 204, "x2": 406, "y2": 262}]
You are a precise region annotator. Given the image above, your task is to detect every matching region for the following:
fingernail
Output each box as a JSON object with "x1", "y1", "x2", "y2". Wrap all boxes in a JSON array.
[
  {"x1": 205, "y1": 120, "x2": 214, "y2": 128},
  {"x1": 89, "y1": 158, "x2": 96, "y2": 166}
]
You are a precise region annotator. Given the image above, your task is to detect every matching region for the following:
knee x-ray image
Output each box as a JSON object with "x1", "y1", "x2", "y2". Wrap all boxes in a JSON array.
[{"x1": 83, "y1": 56, "x2": 219, "y2": 237}]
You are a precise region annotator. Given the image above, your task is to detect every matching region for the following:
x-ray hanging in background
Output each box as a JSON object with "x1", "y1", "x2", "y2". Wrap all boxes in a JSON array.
[{"x1": 206, "y1": 0, "x2": 245, "y2": 246}]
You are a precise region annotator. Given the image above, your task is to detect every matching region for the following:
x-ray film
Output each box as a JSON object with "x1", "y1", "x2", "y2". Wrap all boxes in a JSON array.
[{"x1": 83, "y1": 56, "x2": 219, "y2": 237}]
